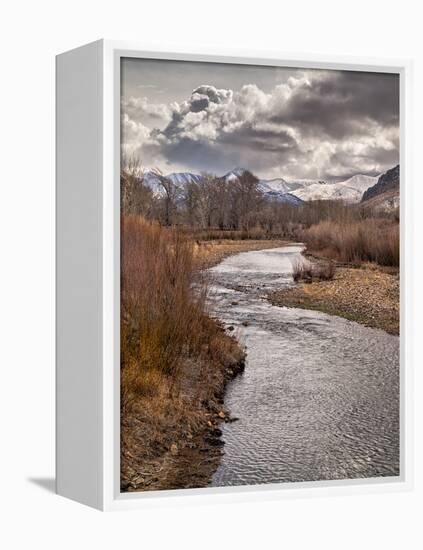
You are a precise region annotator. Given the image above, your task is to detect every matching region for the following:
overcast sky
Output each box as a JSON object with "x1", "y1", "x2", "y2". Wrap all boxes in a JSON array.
[{"x1": 121, "y1": 58, "x2": 399, "y2": 181}]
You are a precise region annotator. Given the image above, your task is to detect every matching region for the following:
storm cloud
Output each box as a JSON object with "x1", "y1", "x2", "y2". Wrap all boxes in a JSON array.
[{"x1": 121, "y1": 61, "x2": 399, "y2": 180}]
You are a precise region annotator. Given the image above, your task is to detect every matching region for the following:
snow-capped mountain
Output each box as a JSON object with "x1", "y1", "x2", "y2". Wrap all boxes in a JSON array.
[
  {"x1": 224, "y1": 167, "x2": 248, "y2": 182},
  {"x1": 257, "y1": 180, "x2": 303, "y2": 204},
  {"x1": 225, "y1": 170, "x2": 301, "y2": 194},
  {"x1": 290, "y1": 174, "x2": 379, "y2": 203},
  {"x1": 361, "y1": 165, "x2": 399, "y2": 211},
  {"x1": 361, "y1": 165, "x2": 399, "y2": 203},
  {"x1": 337, "y1": 174, "x2": 379, "y2": 192},
  {"x1": 259, "y1": 178, "x2": 303, "y2": 195},
  {"x1": 264, "y1": 191, "x2": 304, "y2": 205},
  {"x1": 290, "y1": 181, "x2": 333, "y2": 201},
  {"x1": 288, "y1": 178, "x2": 327, "y2": 188},
  {"x1": 223, "y1": 169, "x2": 305, "y2": 203},
  {"x1": 143, "y1": 171, "x2": 165, "y2": 194},
  {"x1": 143, "y1": 170, "x2": 202, "y2": 194},
  {"x1": 167, "y1": 172, "x2": 203, "y2": 187},
  {"x1": 141, "y1": 168, "x2": 381, "y2": 204}
]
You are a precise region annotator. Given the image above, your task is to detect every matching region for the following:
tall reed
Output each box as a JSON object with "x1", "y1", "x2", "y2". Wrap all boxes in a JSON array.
[
  {"x1": 121, "y1": 216, "x2": 207, "y2": 406},
  {"x1": 300, "y1": 219, "x2": 399, "y2": 267}
]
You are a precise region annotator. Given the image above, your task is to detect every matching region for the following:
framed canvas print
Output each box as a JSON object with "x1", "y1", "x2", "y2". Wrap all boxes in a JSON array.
[{"x1": 56, "y1": 40, "x2": 413, "y2": 510}]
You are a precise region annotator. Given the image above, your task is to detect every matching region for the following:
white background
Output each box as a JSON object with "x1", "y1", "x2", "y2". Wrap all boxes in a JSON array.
[{"x1": 0, "y1": 1, "x2": 421, "y2": 548}]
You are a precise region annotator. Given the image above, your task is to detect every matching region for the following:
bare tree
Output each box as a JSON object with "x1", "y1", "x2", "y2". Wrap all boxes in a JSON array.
[
  {"x1": 212, "y1": 177, "x2": 230, "y2": 229},
  {"x1": 157, "y1": 172, "x2": 179, "y2": 226},
  {"x1": 196, "y1": 174, "x2": 219, "y2": 229},
  {"x1": 229, "y1": 170, "x2": 263, "y2": 230},
  {"x1": 184, "y1": 181, "x2": 200, "y2": 227},
  {"x1": 121, "y1": 155, "x2": 154, "y2": 217}
]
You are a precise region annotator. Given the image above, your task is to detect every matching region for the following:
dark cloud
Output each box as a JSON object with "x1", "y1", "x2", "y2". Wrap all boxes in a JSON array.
[
  {"x1": 121, "y1": 68, "x2": 399, "y2": 180},
  {"x1": 161, "y1": 137, "x2": 242, "y2": 174},
  {"x1": 218, "y1": 123, "x2": 298, "y2": 157},
  {"x1": 328, "y1": 143, "x2": 400, "y2": 179},
  {"x1": 272, "y1": 71, "x2": 399, "y2": 140}
]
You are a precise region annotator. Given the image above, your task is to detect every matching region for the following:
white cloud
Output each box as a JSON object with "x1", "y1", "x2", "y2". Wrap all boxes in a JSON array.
[
  {"x1": 121, "y1": 71, "x2": 399, "y2": 179},
  {"x1": 122, "y1": 96, "x2": 172, "y2": 125}
]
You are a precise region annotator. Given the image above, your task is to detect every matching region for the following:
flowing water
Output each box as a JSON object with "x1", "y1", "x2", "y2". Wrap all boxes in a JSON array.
[{"x1": 208, "y1": 245, "x2": 400, "y2": 487}]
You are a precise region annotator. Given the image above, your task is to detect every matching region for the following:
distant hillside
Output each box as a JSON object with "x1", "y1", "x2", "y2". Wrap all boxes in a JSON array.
[
  {"x1": 141, "y1": 166, "x2": 390, "y2": 205},
  {"x1": 291, "y1": 174, "x2": 378, "y2": 203},
  {"x1": 143, "y1": 167, "x2": 305, "y2": 205},
  {"x1": 361, "y1": 165, "x2": 399, "y2": 203},
  {"x1": 361, "y1": 189, "x2": 399, "y2": 212},
  {"x1": 338, "y1": 174, "x2": 380, "y2": 193},
  {"x1": 224, "y1": 169, "x2": 305, "y2": 204}
]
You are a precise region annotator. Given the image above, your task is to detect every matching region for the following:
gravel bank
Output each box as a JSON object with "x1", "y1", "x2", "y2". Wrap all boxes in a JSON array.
[{"x1": 269, "y1": 263, "x2": 399, "y2": 335}]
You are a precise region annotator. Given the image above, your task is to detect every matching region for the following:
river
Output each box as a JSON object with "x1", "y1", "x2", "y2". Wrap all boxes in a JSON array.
[{"x1": 207, "y1": 245, "x2": 400, "y2": 487}]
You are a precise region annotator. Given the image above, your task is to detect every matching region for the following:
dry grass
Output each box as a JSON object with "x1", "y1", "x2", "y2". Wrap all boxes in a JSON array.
[
  {"x1": 292, "y1": 259, "x2": 313, "y2": 282},
  {"x1": 292, "y1": 258, "x2": 336, "y2": 283},
  {"x1": 120, "y1": 216, "x2": 246, "y2": 491},
  {"x1": 121, "y1": 216, "x2": 207, "y2": 404},
  {"x1": 301, "y1": 219, "x2": 399, "y2": 266},
  {"x1": 185, "y1": 226, "x2": 276, "y2": 241},
  {"x1": 300, "y1": 219, "x2": 399, "y2": 267}
]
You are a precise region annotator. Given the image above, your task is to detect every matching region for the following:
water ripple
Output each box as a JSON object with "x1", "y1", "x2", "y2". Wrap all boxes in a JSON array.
[{"x1": 208, "y1": 246, "x2": 400, "y2": 487}]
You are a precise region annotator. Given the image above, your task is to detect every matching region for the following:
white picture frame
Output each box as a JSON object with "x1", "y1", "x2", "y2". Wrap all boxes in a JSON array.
[{"x1": 56, "y1": 39, "x2": 413, "y2": 511}]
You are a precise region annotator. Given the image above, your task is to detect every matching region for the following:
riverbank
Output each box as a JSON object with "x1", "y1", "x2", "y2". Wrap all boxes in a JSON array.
[
  {"x1": 269, "y1": 261, "x2": 399, "y2": 335},
  {"x1": 121, "y1": 231, "x2": 295, "y2": 492},
  {"x1": 121, "y1": 319, "x2": 245, "y2": 492},
  {"x1": 122, "y1": 238, "x2": 301, "y2": 492},
  {"x1": 121, "y1": 219, "x2": 252, "y2": 492}
]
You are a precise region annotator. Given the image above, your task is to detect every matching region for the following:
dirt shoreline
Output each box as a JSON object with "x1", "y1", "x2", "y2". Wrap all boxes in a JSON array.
[
  {"x1": 121, "y1": 337, "x2": 245, "y2": 492},
  {"x1": 269, "y1": 253, "x2": 399, "y2": 335},
  {"x1": 122, "y1": 238, "x2": 285, "y2": 493}
]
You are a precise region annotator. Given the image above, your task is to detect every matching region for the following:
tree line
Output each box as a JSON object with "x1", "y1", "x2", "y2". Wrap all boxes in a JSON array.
[{"x1": 121, "y1": 159, "x2": 398, "y2": 238}]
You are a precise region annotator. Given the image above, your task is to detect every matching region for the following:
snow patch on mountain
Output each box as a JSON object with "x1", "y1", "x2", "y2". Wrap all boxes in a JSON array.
[
  {"x1": 337, "y1": 174, "x2": 379, "y2": 192},
  {"x1": 265, "y1": 192, "x2": 304, "y2": 205},
  {"x1": 143, "y1": 171, "x2": 164, "y2": 194},
  {"x1": 259, "y1": 178, "x2": 302, "y2": 195},
  {"x1": 224, "y1": 167, "x2": 249, "y2": 182},
  {"x1": 142, "y1": 168, "x2": 382, "y2": 204},
  {"x1": 167, "y1": 172, "x2": 204, "y2": 187},
  {"x1": 143, "y1": 170, "x2": 202, "y2": 195},
  {"x1": 290, "y1": 174, "x2": 379, "y2": 203}
]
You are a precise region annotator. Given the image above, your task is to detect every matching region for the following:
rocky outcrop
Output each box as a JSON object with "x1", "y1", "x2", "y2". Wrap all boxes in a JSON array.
[{"x1": 361, "y1": 165, "x2": 399, "y2": 203}]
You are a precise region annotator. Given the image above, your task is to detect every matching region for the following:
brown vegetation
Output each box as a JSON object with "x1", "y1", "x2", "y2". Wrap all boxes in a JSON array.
[
  {"x1": 121, "y1": 216, "x2": 204, "y2": 400},
  {"x1": 280, "y1": 218, "x2": 399, "y2": 333},
  {"x1": 120, "y1": 158, "x2": 400, "y2": 489},
  {"x1": 184, "y1": 226, "x2": 274, "y2": 241},
  {"x1": 298, "y1": 219, "x2": 399, "y2": 267},
  {"x1": 292, "y1": 258, "x2": 336, "y2": 283},
  {"x1": 121, "y1": 161, "x2": 399, "y2": 271},
  {"x1": 121, "y1": 159, "x2": 399, "y2": 272},
  {"x1": 120, "y1": 216, "x2": 246, "y2": 491}
]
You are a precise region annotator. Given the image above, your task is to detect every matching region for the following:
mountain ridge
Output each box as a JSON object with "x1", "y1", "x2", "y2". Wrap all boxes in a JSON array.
[
  {"x1": 361, "y1": 165, "x2": 399, "y2": 203},
  {"x1": 141, "y1": 167, "x2": 395, "y2": 204}
]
